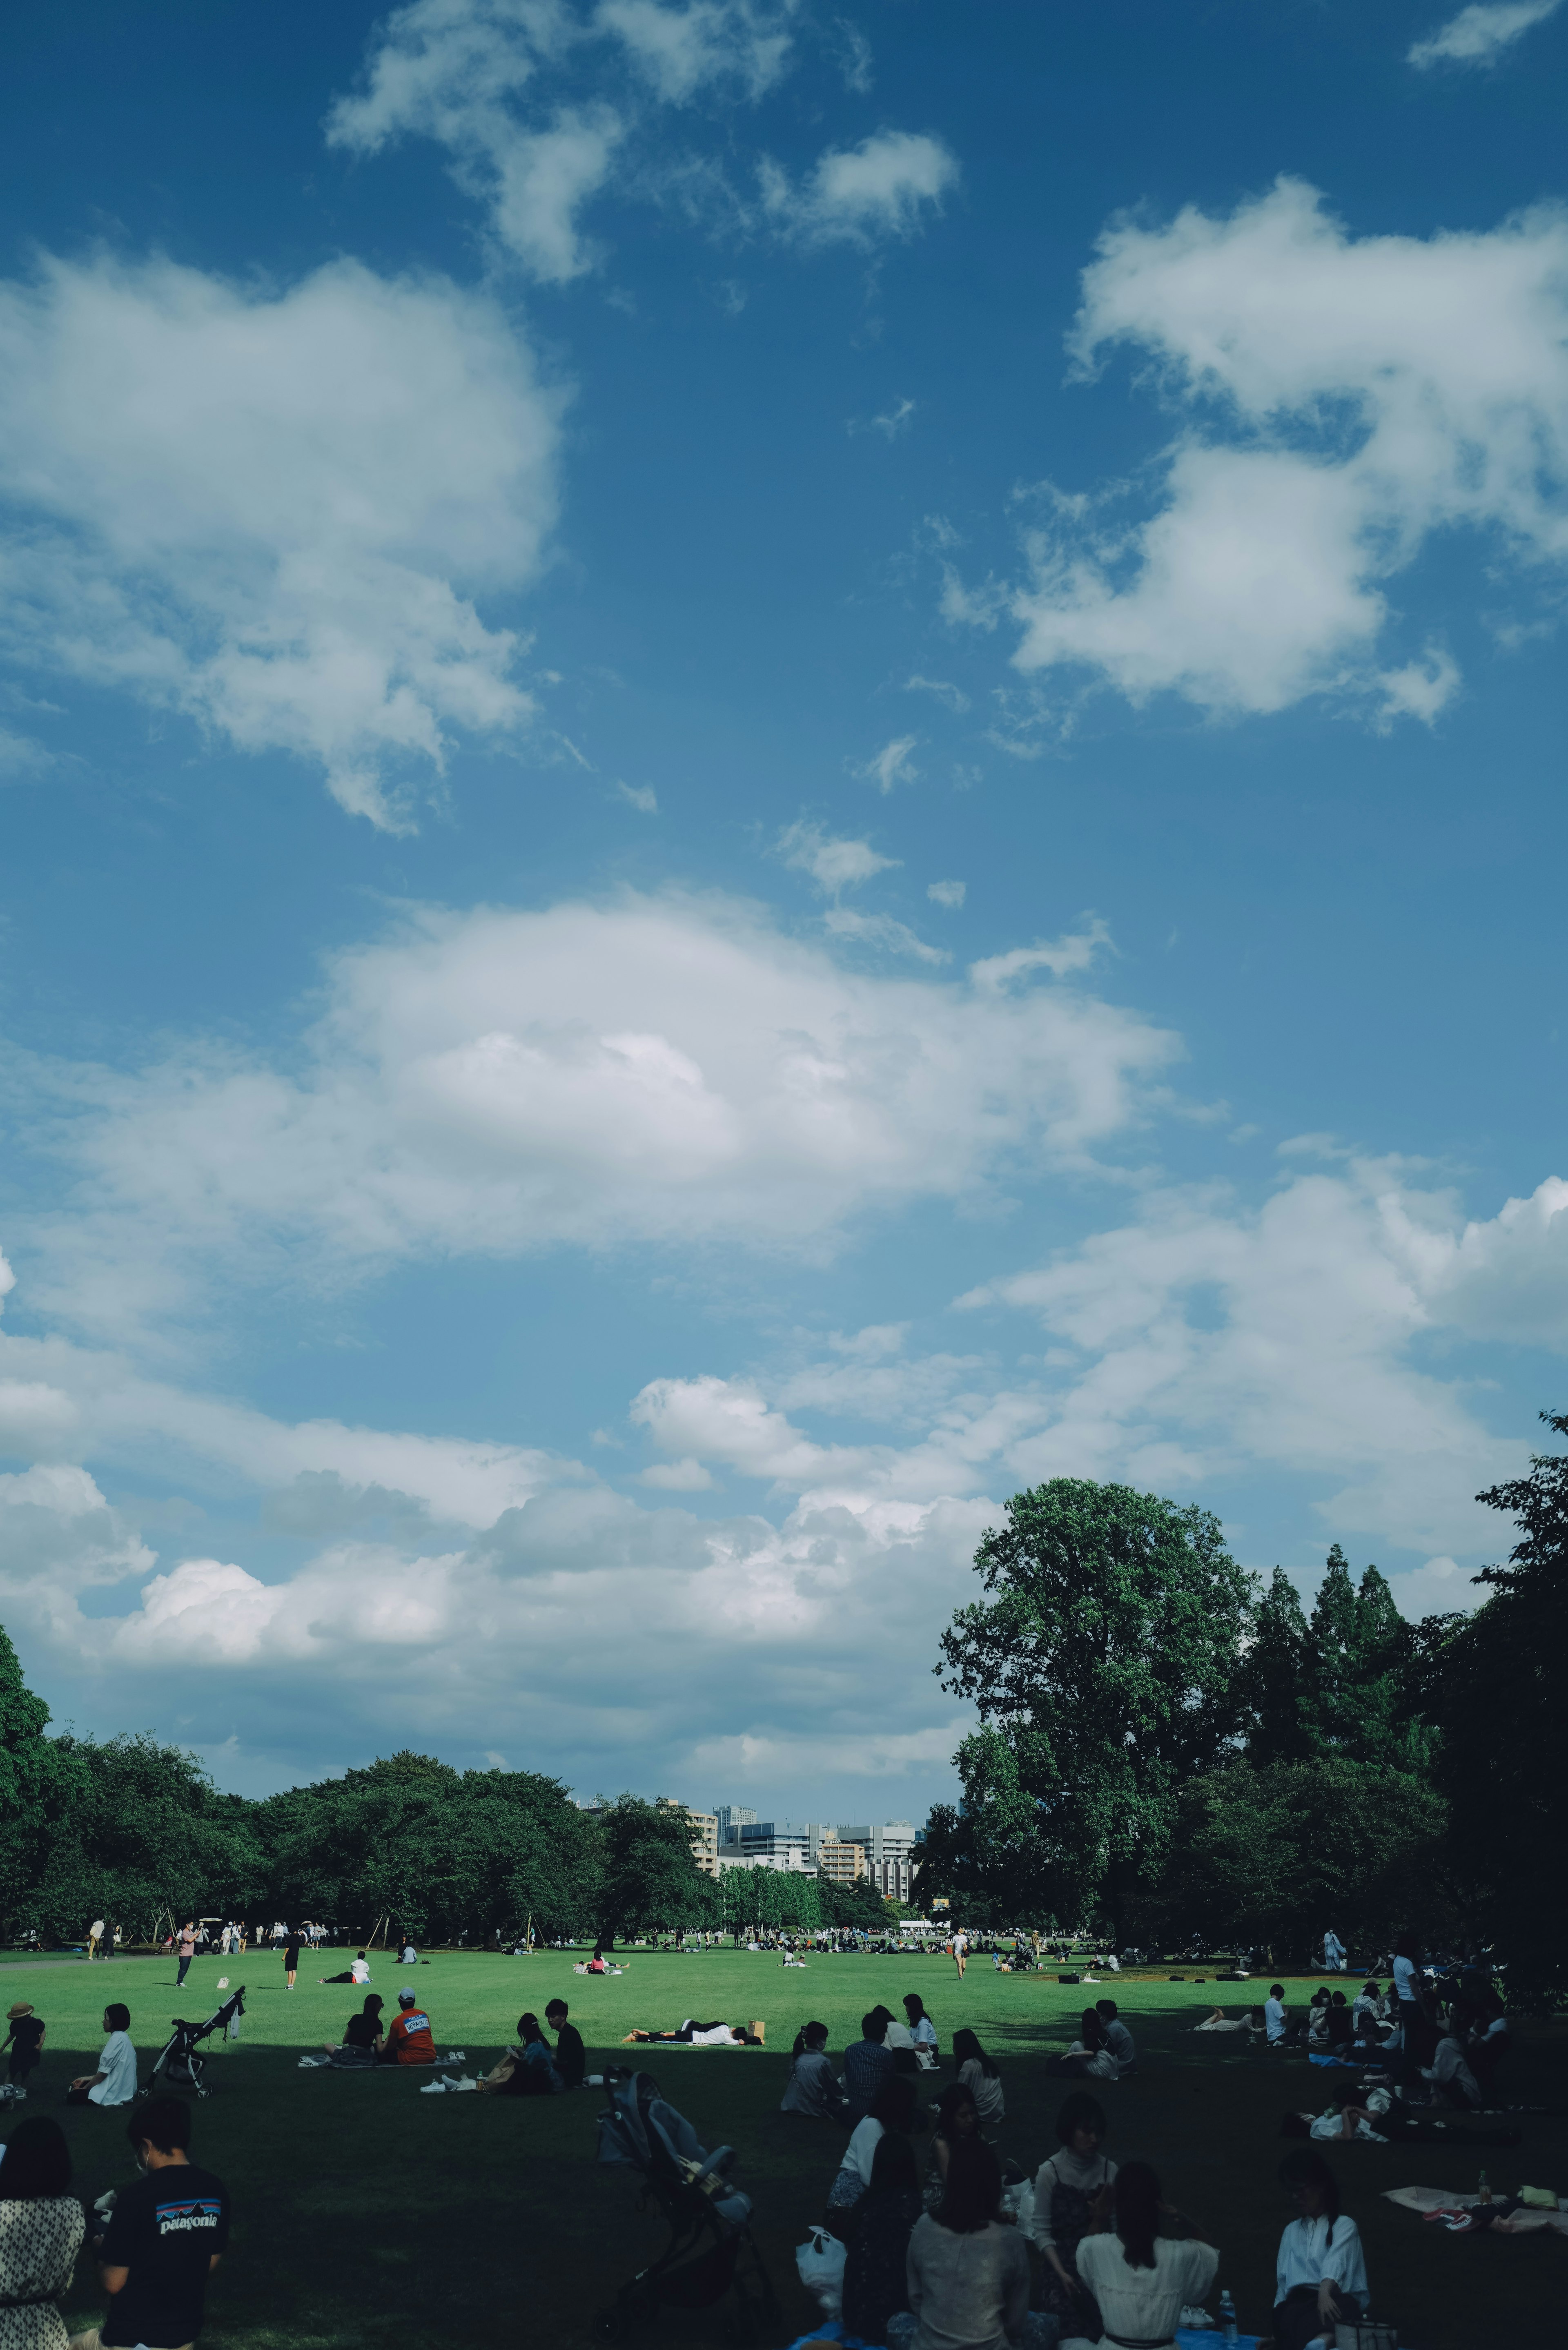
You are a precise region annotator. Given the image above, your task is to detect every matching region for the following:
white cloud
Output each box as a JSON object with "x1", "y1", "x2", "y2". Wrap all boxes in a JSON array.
[
  {"x1": 638, "y1": 1454, "x2": 715, "y2": 1489},
  {"x1": 20, "y1": 891, "x2": 1180, "y2": 1337},
  {"x1": 1409, "y1": 1, "x2": 1562, "y2": 69},
  {"x1": 848, "y1": 396, "x2": 915, "y2": 440},
  {"x1": 903, "y1": 674, "x2": 970, "y2": 712},
  {"x1": 775, "y1": 820, "x2": 898, "y2": 894},
  {"x1": 968, "y1": 919, "x2": 1111, "y2": 990},
  {"x1": 957, "y1": 1159, "x2": 1568, "y2": 1562},
  {"x1": 1008, "y1": 179, "x2": 1568, "y2": 720},
  {"x1": 857, "y1": 734, "x2": 920, "y2": 792},
  {"x1": 927, "y1": 880, "x2": 965, "y2": 908},
  {"x1": 760, "y1": 129, "x2": 958, "y2": 248},
  {"x1": 597, "y1": 1, "x2": 795, "y2": 102},
  {"x1": 616, "y1": 779, "x2": 659, "y2": 810},
  {"x1": 820, "y1": 907, "x2": 947, "y2": 964},
  {"x1": 0, "y1": 255, "x2": 561, "y2": 830}
]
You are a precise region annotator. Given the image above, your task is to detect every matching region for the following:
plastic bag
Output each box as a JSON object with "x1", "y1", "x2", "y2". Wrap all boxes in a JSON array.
[{"x1": 795, "y1": 2226, "x2": 846, "y2": 2318}]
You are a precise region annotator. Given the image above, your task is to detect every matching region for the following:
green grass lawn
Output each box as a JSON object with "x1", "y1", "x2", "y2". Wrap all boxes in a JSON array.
[{"x1": 6, "y1": 1948, "x2": 1561, "y2": 2349}]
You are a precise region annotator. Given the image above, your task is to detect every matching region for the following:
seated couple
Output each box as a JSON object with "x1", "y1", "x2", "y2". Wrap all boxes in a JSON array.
[
  {"x1": 321, "y1": 1989, "x2": 436, "y2": 2066},
  {"x1": 1045, "y1": 2003, "x2": 1136, "y2": 2080},
  {"x1": 621, "y1": 2019, "x2": 764, "y2": 2046},
  {"x1": 478, "y1": 2004, "x2": 585, "y2": 2095}
]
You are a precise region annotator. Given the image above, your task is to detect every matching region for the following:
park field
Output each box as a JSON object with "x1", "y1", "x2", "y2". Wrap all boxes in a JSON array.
[{"x1": 6, "y1": 1946, "x2": 1563, "y2": 2350}]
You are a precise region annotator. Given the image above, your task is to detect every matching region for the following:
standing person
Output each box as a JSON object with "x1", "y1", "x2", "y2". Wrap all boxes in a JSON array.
[
  {"x1": 174, "y1": 1925, "x2": 196, "y2": 1992},
  {"x1": 1322, "y1": 1926, "x2": 1346, "y2": 1973},
  {"x1": 4, "y1": 2003, "x2": 46, "y2": 2094},
  {"x1": 1030, "y1": 2091, "x2": 1117, "y2": 2339},
  {"x1": 1264, "y1": 1985, "x2": 1290, "y2": 2046},
  {"x1": 70, "y1": 2096, "x2": 229, "y2": 2350},
  {"x1": 66, "y1": 2007, "x2": 136, "y2": 2109},
  {"x1": 87, "y1": 1922, "x2": 104, "y2": 1965},
  {"x1": 1075, "y1": 2162, "x2": 1220, "y2": 2348},
  {"x1": 888, "y1": 2138, "x2": 1049, "y2": 2350},
  {"x1": 0, "y1": 2114, "x2": 86, "y2": 2350},
  {"x1": 543, "y1": 2000, "x2": 585, "y2": 2088},
  {"x1": 1272, "y1": 2147, "x2": 1368, "y2": 2350},
  {"x1": 1392, "y1": 1933, "x2": 1435, "y2": 2066},
  {"x1": 281, "y1": 1931, "x2": 300, "y2": 1992},
  {"x1": 951, "y1": 1926, "x2": 968, "y2": 1981}
]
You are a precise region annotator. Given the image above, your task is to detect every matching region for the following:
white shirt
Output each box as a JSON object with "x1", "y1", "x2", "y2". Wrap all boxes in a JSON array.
[
  {"x1": 90, "y1": 2031, "x2": 137, "y2": 2107},
  {"x1": 1276, "y1": 2213, "x2": 1368, "y2": 2303},
  {"x1": 89, "y1": 1921, "x2": 104, "y2": 1940},
  {"x1": 1392, "y1": 1954, "x2": 1419, "y2": 2004},
  {"x1": 1076, "y1": 2231, "x2": 1218, "y2": 2347},
  {"x1": 1265, "y1": 1996, "x2": 1287, "y2": 2043},
  {"x1": 1102, "y1": 2018, "x2": 1136, "y2": 2073},
  {"x1": 845, "y1": 2115, "x2": 885, "y2": 2186},
  {"x1": 350, "y1": 1958, "x2": 371, "y2": 1984}
]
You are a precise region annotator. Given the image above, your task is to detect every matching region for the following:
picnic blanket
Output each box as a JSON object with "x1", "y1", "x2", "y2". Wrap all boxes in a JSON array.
[{"x1": 1384, "y1": 2185, "x2": 1568, "y2": 2236}]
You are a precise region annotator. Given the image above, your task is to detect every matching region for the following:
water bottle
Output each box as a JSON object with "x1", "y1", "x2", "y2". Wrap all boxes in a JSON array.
[
  {"x1": 1478, "y1": 2166, "x2": 1492, "y2": 2204},
  {"x1": 1218, "y1": 2286, "x2": 1238, "y2": 2343}
]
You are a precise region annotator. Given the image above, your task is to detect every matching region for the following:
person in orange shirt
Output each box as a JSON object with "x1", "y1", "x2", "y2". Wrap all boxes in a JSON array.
[{"x1": 383, "y1": 1989, "x2": 436, "y2": 2065}]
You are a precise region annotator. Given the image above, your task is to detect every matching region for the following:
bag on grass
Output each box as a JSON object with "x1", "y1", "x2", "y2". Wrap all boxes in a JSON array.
[{"x1": 796, "y1": 2226, "x2": 846, "y2": 2318}]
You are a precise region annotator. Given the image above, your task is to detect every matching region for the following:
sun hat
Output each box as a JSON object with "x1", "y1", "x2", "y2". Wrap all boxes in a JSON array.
[{"x1": 6, "y1": 2003, "x2": 33, "y2": 2020}]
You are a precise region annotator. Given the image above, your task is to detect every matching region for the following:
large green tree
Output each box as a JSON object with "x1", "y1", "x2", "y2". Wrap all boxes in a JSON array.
[
  {"x1": 938, "y1": 1479, "x2": 1254, "y2": 1939},
  {"x1": 592, "y1": 1796, "x2": 717, "y2": 1945},
  {"x1": 1421, "y1": 1411, "x2": 1568, "y2": 2009}
]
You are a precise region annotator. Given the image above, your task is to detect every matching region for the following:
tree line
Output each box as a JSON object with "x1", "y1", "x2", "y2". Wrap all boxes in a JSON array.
[
  {"x1": 0, "y1": 1663, "x2": 891, "y2": 1950},
  {"x1": 919, "y1": 1409, "x2": 1568, "y2": 2008}
]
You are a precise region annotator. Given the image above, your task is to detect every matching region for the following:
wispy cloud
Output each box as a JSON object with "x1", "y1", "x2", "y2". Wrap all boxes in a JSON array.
[
  {"x1": 903, "y1": 674, "x2": 969, "y2": 712},
  {"x1": 616, "y1": 779, "x2": 659, "y2": 810},
  {"x1": 760, "y1": 129, "x2": 958, "y2": 248},
  {"x1": 855, "y1": 734, "x2": 920, "y2": 793},
  {"x1": 777, "y1": 819, "x2": 898, "y2": 894},
  {"x1": 848, "y1": 396, "x2": 915, "y2": 440},
  {"x1": 1408, "y1": 0, "x2": 1562, "y2": 68},
  {"x1": 927, "y1": 879, "x2": 965, "y2": 908}
]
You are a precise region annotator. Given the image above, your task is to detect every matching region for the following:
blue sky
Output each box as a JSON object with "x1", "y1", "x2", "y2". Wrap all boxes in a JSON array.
[{"x1": 0, "y1": 0, "x2": 1564, "y2": 1811}]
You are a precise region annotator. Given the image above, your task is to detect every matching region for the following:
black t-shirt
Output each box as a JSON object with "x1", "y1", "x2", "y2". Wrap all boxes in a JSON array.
[
  {"x1": 7, "y1": 2016, "x2": 44, "y2": 2055},
  {"x1": 100, "y1": 2160, "x2": 230, "y2": 2348},
  {"x1": 283, "y1": 1943, "x2": 301, "y2": 1969},
  {"x1": 343, "y1": 2011, "x2": 380, "y2": 2048},
  {"x1": 553, "y1": 2021, "x2": 586, "y2": 2087}
]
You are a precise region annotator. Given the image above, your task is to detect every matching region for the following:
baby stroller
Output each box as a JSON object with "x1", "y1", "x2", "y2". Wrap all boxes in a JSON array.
[
  {"x1": 141, "y1": 1985, "x2": 246, "y2": 2099},
  {"x1": 592, "y1": 2067, "x2": 775, "y2": 2346}
]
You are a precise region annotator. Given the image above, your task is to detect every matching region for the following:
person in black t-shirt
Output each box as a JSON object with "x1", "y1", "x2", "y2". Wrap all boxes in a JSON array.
[
  {"x1": 78, "y1": 2096, "x2": 229, "y2": 2350},
  {"x1": 544, "y1": 1999, "x2": 585, "y2": 2087},
  {"x1": 322, "y1": 1995, "x2": 385, "y2": 2067},
  {"x1": 3, "y1": 2002, "x2": 45, "y2": 2086},
  {"x1": 282, "y1": 1933, "x2": 301, "y2": 1991}
]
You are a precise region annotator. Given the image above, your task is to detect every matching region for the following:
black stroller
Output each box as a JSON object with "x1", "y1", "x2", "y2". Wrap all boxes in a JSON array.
[
  {"x1": 141, "y1": 1985, "x2": 246, "y2": 2099},
  {"x1": 592, "y1": 2067, "x2": 775, "y2": 2346}
]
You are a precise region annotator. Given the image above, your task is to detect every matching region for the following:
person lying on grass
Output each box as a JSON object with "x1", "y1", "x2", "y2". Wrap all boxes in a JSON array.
[
  {"x1": 321, "y1": 1993, "x2": 385, "y2": 2065},
  {"x1": 621, "y1": 2020, "x2": 763, "y2": 2046}
]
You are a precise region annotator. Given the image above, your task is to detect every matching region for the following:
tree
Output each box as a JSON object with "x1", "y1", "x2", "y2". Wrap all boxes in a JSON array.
[
  {"x1": 0, "y1": 1627, "x2": 88, "y2": 1942},
  {"x1": 592, "y1": 1796, "x2": 715, "y2": 1945},
  {"x1": 1424, "y1": 1411, "x2": 1568, "y2": 2009},
  {"x1": 938, "y1": 1479, "x2": 1254, "y2": 1939},
  {"x1": 1240, "y1": 1570, "x2": 1317, "y2": 1764}
]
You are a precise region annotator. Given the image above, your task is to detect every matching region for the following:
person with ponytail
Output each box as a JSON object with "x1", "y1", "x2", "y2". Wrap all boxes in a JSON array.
[
  {"x1": 1272, "y1": 2147, "x2": 1369, "y2": 2350},
  {"x1": 1074, "y1": 2160, "x2": 1219, "y2": 2350}
]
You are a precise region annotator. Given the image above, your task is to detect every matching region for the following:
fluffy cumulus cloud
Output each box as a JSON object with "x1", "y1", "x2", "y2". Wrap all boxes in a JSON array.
[
  {"x1": 1003, "y1": 180, "x2": 1568, "y2": 720},
  {"x1": 328, "y1": 2, "x2": 943, "y2": 274},
  {"x1": 1408, "y1": 1, "x2": 1563, "y2": 69},
  {"x1": 22, "y1": 892, "x2": 1176, "y2": 1336},
  {"x1": 759, "y1": 129, "x2": 958, "y2": 247},
  {"x1": 0, "y1": 255, "x2": 561, "y2": 828}
]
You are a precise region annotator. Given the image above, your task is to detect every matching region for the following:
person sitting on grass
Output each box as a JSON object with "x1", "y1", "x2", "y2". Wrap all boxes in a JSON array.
[
  {"x1": 479, "y1": 2013, "x2": 562, "y2": 2096},
  {"x1": 323, "y1": 1994, "x2": 384, "y2": 2067},
  {"x1": 71, "y1": 2095, "x2": 229, "y2": 2350},
  {"x1": 924, "y1": 2081, "x2": 980, "y2": 2210},
  {"x1": 382, "y1": 1989, "x2": 436, "y2": 2065},
  {"x1": 1094, "y1": 2000, "x2": 1136, "y2": 2076},
  {"x1": 1030, "y1": 2089, "x2": 1116, "y2": 2340},
  {"x1": 826, "y1": 2077, "x2": 920, "y2": 2241},
  {"x1": 319, "y1": 1951, "x2": 371, "y2": 1987},
  {"x1": 952, "y1": 2029, "x2": 1004, "y2": 2125},
  {"x1": 4, "y1": 2004, "x2": 45, "y2": 2095},
  {"x1": 0, "y1": 2115, "x2": 85, "y2": 2350},
  {"x1": 841, "y1": 2130, "x2": 921, "y2": 2349},
  {"x1": 901, "y1": 1993, "x2": 938, "y2": 2067},
  {"x1": 780, "y1": 2023, "x2": 849, "y2": 2122},
  {"x1": 1272, "y1": 2146, "x2": 1368, "y2": 2350},
  {"x1": 1075, "y1": 2159, "x2": 1220, "y2": 2350},
  {"x1": 1423, "y1": 2019, "x2": 1483, "y2": 2110},
  {"x1": 66, "y1": 2009, "x2": 136, "y2": 2109},
  {"x1": 844, "y1": 2012, "x2": 894, "y2": 2120},
  {"x1": 544, "y1": 2000, "x2": 585, "y2": 2088},
  {"x1": 1047, "y1": 2008, "x2": 1118, "y2": 2078},
  {"x1": 888, "y1": 2138, "x2": 1049, "y2": 2350}
]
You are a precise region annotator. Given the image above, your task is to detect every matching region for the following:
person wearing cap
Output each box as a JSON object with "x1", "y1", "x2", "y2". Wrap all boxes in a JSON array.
[
  {"x1": 3, "y1": 2001, "x2": 45, "y2": 2090},
  {"x1": 382, "y1": 1990, "x2": 436, "y2": 2065}
]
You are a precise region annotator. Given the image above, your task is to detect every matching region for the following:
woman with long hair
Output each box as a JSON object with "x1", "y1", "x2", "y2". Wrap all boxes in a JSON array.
[
  {"x1": 826, "y1": 2074, "x2": 920, "y2": 2241},
  {"x1": 1272, "y1": 2147, "x2": 1368, "y2": 2350},
  {"x1": 902, "y1": 1992, "x2": 938, "y2": 2062},
  {"x1": 888, "y1": 2138, "x2": 1051, "y2": 2349},
  {"x1": 951, "y1": 2027, "x2": 1004, "y2": 2125},
  {"x1": 1050, "y1": 2007, "x2": 1118, "y2": 2080},
  {"x1": 842, "y1": 2130, "x2": 922, "y2": 2347},
  {"x1": 323, "y1": 1991, "x2": 384, "y2": 2065},
  {"x1": 0, "y1": 2116, "x2": 85, "y2": 2350},
  {"x1": 1075, "y1": 2160, "x2": 1220, "y2": 2350},
  {"x1": 1029, "y1": 2090, "x2": 1117, "y2": 2337}
]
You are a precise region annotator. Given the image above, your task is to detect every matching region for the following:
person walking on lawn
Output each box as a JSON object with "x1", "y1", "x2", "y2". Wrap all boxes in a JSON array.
[{"x1": 174, "y1": 1925, "x2": 196, "y2": 1991}]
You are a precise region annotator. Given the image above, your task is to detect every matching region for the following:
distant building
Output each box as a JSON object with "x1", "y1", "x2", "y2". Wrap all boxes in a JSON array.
[
  {"x1": 660, "y1": 1798, "x2": 720, "y2": 1878},
  {"x1": 837, "y1": 1821, "x2": 916, "y2": 1906},
  {"x1": 714, "y1": 1805, "x2": 758, "y2": 1848},
  {"x1": 813, "y1": 1832, "x2": 866, "y2": 1886}
]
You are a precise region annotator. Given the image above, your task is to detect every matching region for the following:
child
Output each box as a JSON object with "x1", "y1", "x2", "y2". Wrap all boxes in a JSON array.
[{"x1": 3, "y1": 2003, "x2": 45, "y2": 2091}]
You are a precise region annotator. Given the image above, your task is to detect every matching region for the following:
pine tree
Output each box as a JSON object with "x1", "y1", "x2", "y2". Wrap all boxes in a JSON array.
[{"x1": 1243, "y1": 1570, "x2": 1319, "y2": 1763}]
